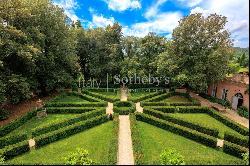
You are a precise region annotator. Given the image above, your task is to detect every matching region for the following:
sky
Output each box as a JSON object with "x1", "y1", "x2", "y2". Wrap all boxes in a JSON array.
[{"x1": 53, "y1": 0, "x2": 249, "y2": 48}]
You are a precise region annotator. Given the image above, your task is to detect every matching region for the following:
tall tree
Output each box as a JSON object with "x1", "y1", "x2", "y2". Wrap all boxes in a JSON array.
[{"x1": 158, "y1": 13, "x2": 233, "y2": 92}]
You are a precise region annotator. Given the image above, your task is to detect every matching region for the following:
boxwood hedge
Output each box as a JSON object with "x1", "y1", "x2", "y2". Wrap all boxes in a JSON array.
[
  {"x1": 135, "y1": 113, "x2": 217, "y2": 148},
  {"x1": 34, "y1": 114, "x2": 109, "y2": 148},
  {"x1": 223, "y1": 141, "x2": 248, "y2": 158},
  {"x1": 0, "y1": 134, "x2": 28, "y2": 149},
  {"x1": 83, "y1": 90, "x2": 119, "y2": 102},
  {"x1": 143, "y1": 107, "x2": 219, "y2": 138},
  {"x1": 31, "y1": 108, "x2": 106, "y2": 137},
  {"x1": 1, "y1": 141, "x2": 29, "y2": 160},
  {"x1": 0, "y1": 109, "x2": 38, "y2": 137},
  {"x1": 45, "y1": 107, "x2": 97, "y2": 114},
  {"x1": 224, "y1": 132, "x2": 249, "y2": 148},
  {"x1": 113, "y1": 106, "x2": 135, "y2": 115},
  {"x1": 45, "y1": 102, "x2": 108, "y2": 107}
]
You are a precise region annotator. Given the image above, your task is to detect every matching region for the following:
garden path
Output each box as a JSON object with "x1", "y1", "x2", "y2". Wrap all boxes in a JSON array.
[
  {"x1": 117, "y1": 115, "x2": 134, "y2": 165},
  {"x1": 189, "y1": 91, "x2": 249, "y2": 128},
  {"x1": 117, "y1": 87, "x2": 134, "y2": 165}
]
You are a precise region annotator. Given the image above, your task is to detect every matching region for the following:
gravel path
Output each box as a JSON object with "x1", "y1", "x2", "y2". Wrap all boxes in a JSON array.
[
  {"x1": 117, "y1": 115, "x2": 134, "y2": 165},
  {"x1": 189, "y1": 91, "x2": 249, "y2": 128},
  {"x1": 136, "y1": 102, "x2": 143, "y2": 113}
]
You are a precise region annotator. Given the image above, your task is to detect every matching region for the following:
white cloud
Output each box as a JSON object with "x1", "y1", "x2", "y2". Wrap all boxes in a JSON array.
[
  {"x1": 54, "y1": 0, "x2": 79, "y2": 22},
  {"x1": 190, "y1": 0, "x2": 249, "y2": 47},
  {"x1": 123, "y1": 12, "x2": 183, "y2": 37},
  {"x1": 103, "y1": 0, "x2": 141, "y2": 12},
  {"x1": 91, "y1": 15, "x2": 115, "y2": 27},
  {"x1": 145, "y1": 0, "x2": 167, "y2": 19},
  {"x1": 177, "y1": 0, "x2": 203, "y2": 7}
]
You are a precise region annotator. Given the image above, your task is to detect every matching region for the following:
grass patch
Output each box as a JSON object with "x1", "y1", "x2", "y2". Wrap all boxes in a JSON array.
[
  {"x1": 93, "y1": 91, "x2": 118, "y2": 98},
  {"x1": 7, "y1": 114, "x2": 79, "y2": 137},
  {"x1": 137, "y1": 122, "x2": 244, "y2": 165},
  {"x1": 7, "y1": 121, "x2": 114, "y2": 165},
  {"x1": 169, "y1": 113, "x2": 243, "y2": 138}
]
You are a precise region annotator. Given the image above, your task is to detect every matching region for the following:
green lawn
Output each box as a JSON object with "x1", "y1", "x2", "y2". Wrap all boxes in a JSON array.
[
  {"x1": 51, "y1": 94, "x2": 89, "y2": 102},
  {"x1": 137, "y1": 122, "x2": 244, "y2": 165},
  {"x1": 7, "y1": 114, "x2": 79, "y2": 137},
  {"x1": 128, "y1": 92, "x2": 155, "y2": 100},
  {"x1": 160, "y1": 95, "x2": 191, "y2": 102},
  {"x1": 8, "y1": 121, "x2": 114, "y2": 165},
  {"x1": 168, "y1": 113, "x2": 243, "y2": 138}
]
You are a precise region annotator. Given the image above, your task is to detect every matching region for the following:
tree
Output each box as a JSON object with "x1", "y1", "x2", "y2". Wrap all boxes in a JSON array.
[{"x1": 159, "y1": 13, "x2": 233, "y2": 92}]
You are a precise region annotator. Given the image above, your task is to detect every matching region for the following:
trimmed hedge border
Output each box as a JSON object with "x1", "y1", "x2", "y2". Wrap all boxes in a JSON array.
[
  {"x1": 114, "y1": 101, "x2": 134, "y2": 107},
  {"x1": 70, "y1": 91, "x2": 102, "y2": 102},
  {"x1": 130, "y1": 114, "x2": 144, "y2": 165},
  {"x1": 143, "y1": 107, "x2": 219, "y2": 138},
  {"x1": 34, "y1": 114, "x2": 109, "y2": 148},
  {"x1": 84, "y1": 90, "x2": 120, "y2": 102},
  {"x1": 45, "y1": 101, "x2": 108, "y2": 107},
  {"x1": 45, "y1": 107, "x2": 97, "y2": 114},
  {"x1": 135, "y1": 113, "x2": 217, "y2": 148},
  {"x1": 141, "y1": 102, "x2": 200, "y2": 107},
  {"x1": 0, "y1": 109, "x2": 38, "y2": 137},
  {"x1": 31, "y1": 108, "x2": 106, "y2": 137},
  {"x1": 113, "y1": 106, "x2": 135, "y2": 115},
  {"x1": 224, "y1": 132, "x2": 249, "y2": 148},
  {"x1": 223, "y1": 141, "x2": 248, "y2": 158},
  {"x1": 1, "y1": 141, "x2": 29, "y2": 160},
  {"x1": 106, "y1": 113, "x2": 119, "y2": 165},
  {"x1": 0, "y1": 134, "x2": 28, "y2": 149},
  {"x1": 147, "y1": 106, "x2": 249, "y2": 136},
  {"x1": 129, "y1": 91, "x2": 165, "y2": 102}
]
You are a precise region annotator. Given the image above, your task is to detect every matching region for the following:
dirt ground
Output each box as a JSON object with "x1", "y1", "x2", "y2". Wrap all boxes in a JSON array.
[{"x1": 0, "y1": 93, "x2": 58, "y2": 127}]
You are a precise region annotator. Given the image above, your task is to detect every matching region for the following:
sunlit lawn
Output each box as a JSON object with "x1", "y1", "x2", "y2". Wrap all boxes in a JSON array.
[{"x1": 137, "y1": 122, "x2": 244, "y2": 165}]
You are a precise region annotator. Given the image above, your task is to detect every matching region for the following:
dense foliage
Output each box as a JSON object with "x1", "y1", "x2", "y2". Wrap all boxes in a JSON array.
[
  {"x1": 160, "y1": 149, "x2": 185, "y2": 165},
  {"x1": 64, "y1": 148, "x2": 93, "y2": 165},
  {"x1": 0, "y1": 0, "x2": 245, "y2": 104}
]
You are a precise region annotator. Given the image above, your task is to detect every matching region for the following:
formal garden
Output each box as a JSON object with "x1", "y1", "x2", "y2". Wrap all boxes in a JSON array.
[
  {"x1": 0, "y1": 0, "x2": 249, "y2": 165},
  {"x1": 0, "y1": 88, "x2": 248, "y2": 165}
]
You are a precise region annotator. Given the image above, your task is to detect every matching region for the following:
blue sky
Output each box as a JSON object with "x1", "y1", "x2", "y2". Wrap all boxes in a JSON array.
[{"x1": 53, "y1": 0, "x2": 249, "y2": 48}]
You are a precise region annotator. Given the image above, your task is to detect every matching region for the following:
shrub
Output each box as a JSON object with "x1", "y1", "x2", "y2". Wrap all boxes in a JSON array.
[
  {"x1": 45, "y1": 102, "x2": 107, "y2": 107},
  {"x1": 83, "y1": 90, "x2": 119, "y2": 102},
  {"x1": 206, "y1": 109, "x2": 249, "y2": 136},
  {"x1": 107, "y1": 113, "x2": 119, "y2": 165},
  {"x1": 113, "y1": 106, "x2": 135, "y2": 115},
  {"x1": 237, "y1": 106, "x2": 249, "y2": 119},
  {"x1": 0, "y1": 109, "x2": 37, "y2": 137},
  {"x1": 0, "y1": 109, "x2": 9, "y2": 120},
  {"x1": 5, "y1": 74, "x2": 31, "y2": 104},
  {"x1": 160, "y1": 149, "x2": 185, "y2": 165},
  {"x1": 70, "y1": 92, "x2": 101, "y2": 102},
  {"x1": 34, "y1": 115, "x2": 109, "y2": 148},
  {"x1": 1, "y1": 141, "x2": 30, "y2": 160},
  {"x1": 141, "y1": 102, "x2": 200, "y2": 107},
  {"x1": 129, "y1": 91, "x2": 165, "y2": 102},
  {"x1": 199, "y1": 93, "x2": 230, "y2": 107},
  {"x1": 143, "y1": 108, "x2": 219, "y2": 137},
  {"x1": 46, "y1": 107, "x2": 96, "y2": 114},
  {"x1": 31, "y1": 108, "x2": 106, "y2": 137},
  {"x1": 135, "y1": 113, "x2": 217, "y2": 148},
  {"x1": 0, "y1": 153, "x2": 4, "y2": 165},
  {"x1": 224, "y1": 132, "x2": 249, "y2": 148},
  {"x1": 242, "y1": 151, "x2": 249, "y2": 165},
  {"x1": 114, "y1": 101, "x2": 134, "y2": 107},
  {"x1": 130, "y1": 114, "x2": 144, "y2": 165},
  {"x1": 147, "y1": 106, "x2": 209, "y2": 114},
  {"x1": 223, "y1": 141, "x2": 248, "y2": 158},
  {"x1": 0, "y1": 134, "x2": 28, "y2": 149},
  {"x1": 64, "y1": 148, "x2": 93, "y2": 165}
]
